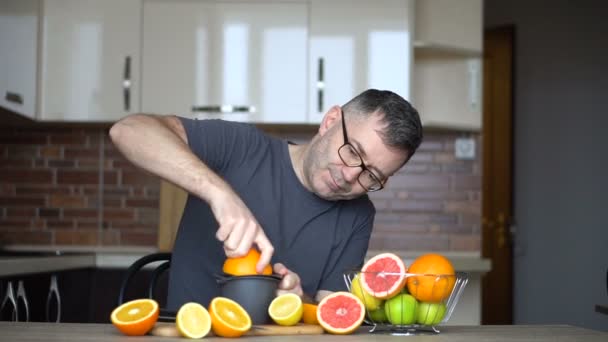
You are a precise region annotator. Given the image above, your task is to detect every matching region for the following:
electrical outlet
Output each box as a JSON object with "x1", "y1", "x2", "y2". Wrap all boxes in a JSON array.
[{"x1": 455, "y1": 138, "x2": 475, "y2": 160}]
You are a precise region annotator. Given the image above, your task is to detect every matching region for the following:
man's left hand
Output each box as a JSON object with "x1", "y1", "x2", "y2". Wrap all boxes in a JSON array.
[{"x1": 273, "y1": 263, "x2": 304, "y2": 297}]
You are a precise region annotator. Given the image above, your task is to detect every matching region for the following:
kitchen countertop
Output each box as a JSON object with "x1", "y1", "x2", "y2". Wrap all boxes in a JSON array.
[
  {"x1": 0, "y1": 322, "x2": 606, "y2": 341},
  {"x1": 366, "y1": 250, "x2": 492, "y2": 273},
  {"x1": 0, "y1": 246, "x2": 491, "y2": 278},
  {"x1": 0, "y1": 245, "x2": 158, "y2": 277}
]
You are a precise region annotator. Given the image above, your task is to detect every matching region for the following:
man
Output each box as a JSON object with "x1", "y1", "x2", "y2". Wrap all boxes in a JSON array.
[{"x1": 109, "y1": 89, "x2": 422, "y2": 309}]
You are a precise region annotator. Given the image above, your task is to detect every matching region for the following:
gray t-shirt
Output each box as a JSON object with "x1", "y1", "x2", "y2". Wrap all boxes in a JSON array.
[{"x1": 167, "y1": 118, "x2": 375, "y2": 310}]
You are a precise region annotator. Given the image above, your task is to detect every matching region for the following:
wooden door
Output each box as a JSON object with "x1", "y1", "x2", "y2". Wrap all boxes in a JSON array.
[
  {"x1": 157, "y1": 180, "x2": 187, "y2": 252},
  {"x1": 481, "y1": 26, "x2": 514, "y2": 324}
]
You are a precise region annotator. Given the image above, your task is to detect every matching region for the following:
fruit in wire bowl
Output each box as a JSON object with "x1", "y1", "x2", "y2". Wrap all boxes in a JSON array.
[{"x1": 345, "y1": 252, "x2": 469, "y2": 335}]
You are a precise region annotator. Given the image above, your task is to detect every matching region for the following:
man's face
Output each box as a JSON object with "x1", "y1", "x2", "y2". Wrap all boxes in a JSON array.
[{"x1": 302, "y1": 108, "x2": 408, "y2": 201}]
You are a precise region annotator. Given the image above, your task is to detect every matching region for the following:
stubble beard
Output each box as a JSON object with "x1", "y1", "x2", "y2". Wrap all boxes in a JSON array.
[{"x1": 302, "y1": 135, "x2": 333, "y2": 199}]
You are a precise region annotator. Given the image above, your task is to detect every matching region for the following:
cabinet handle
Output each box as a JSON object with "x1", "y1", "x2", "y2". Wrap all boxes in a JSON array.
[
  {"x1": 46, "y1": 274, "x2": 61, "y2": 323},
  {"x1": 5, "y1": 91, "x2": 23, "y2": 105},
  {"x1": 468, "y1": 59, "x2": 480, "y2": 110},
  {"x1": 191, "y1": 105, "x2": 256, "y2": 113},
  {"x1": 317, "y1": 58, "x2": 324, "y2": 113},
  {"x1": 123, "y1": 56, "x2": 131, "y2": 112}
]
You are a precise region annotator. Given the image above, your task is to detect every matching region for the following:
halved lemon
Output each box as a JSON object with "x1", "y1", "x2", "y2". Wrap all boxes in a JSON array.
[
  {"x1": 110, "y1": 298, "x2": 159, "y2": 336},
  {"x1": 176, "y1": 302, "x2": 212, "y2": 339},
  {"x1": 268, "y1": 293, "x2": 303, "y2": 326}
]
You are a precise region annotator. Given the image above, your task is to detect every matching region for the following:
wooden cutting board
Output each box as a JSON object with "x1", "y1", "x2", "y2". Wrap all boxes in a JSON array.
[{"x1": 151, "y1": 322, "x2": 324, "y2": 337}]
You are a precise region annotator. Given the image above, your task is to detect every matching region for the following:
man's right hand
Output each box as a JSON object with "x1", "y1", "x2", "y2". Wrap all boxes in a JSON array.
[
  {"x1": 109, "y1": 114, "x2": 274, "y2": 272},
  {"x1": 211, "y1": 189, "x2": 274, "y2": 273}
]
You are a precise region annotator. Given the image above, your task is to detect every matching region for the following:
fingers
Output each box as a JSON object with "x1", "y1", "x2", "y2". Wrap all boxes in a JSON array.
[
  {"x1": 224, "y1": 220, "x2": 257, "y2": 256},
  {"x1": 217, "y1": 217, "x2": 264, "y2": 258},
  {"x1": 273, "y1": 263, "x2": 288, "y2": 276},
  {"x1": 210, "y1": 189, "x2": 266, "y2": 258},
  {"x1": 255, "y1": 232, "x2": 274, "y2": 273},
  {"x1": 274, "y1": 264, "x2": 303, "y2": 297},
  {"x1": 234, "y1": 223, "x2": 257, "y2": 257},
  {"x1": 215, "y1": 224, "x2": 230, "y2": 243},
  {"x1": 222, "y1": 222, "x2": 245, "y2": 252},
  {"x1": 218, "y1": 224, "x2": 242, "y2": 258},
  {"x1": 279, "y1": 273, "x2": 299, "y2": 291},
  {"x1": 220, "y1": 222, "x2": 245, "y2": 258}
]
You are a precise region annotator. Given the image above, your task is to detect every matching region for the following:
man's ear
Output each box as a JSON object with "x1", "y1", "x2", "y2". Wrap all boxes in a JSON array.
[{"x1": 318, "y1": 105, "x2": 341, "y2": 136}]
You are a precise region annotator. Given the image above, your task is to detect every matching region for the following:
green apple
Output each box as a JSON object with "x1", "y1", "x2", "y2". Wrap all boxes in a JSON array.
[
  {"x1": 367, "y1": 306, "x2": 388, "y2": 323},
  {"x1": 350, "y1": 275, "x2": 384, "y2": 311},
  {"x1": 416, "y1": 302, "x2": 446, "y2": 325},
  {"x1": 384, "y1": 294, "x2": 418, "y2": 325}
]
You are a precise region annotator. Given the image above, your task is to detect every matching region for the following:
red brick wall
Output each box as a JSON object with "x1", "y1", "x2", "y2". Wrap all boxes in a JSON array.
[
  {"x1": 0, "y1": 126, "x2": 159, "y2": 246},
  {"x1": 0, "y1": 126, "x2": 480, "y2": 251},
  {"x1": 368, "y1": 134, "x2": 481, "y2": 252}
]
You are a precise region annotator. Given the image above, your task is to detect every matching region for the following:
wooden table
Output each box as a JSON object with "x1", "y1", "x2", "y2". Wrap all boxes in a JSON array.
[{"x1": 1, "y1": 322, "x2": 606, "y2": 341}]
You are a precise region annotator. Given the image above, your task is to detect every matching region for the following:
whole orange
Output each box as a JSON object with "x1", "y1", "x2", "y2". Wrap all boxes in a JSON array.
[
  {"x1": 223, "y1": 248, "x2": 273, "y2": 276},
  {"x1": 406, "y1": 253, "x2": 456, "y2": 303},
  {"x1": 301, "y1": 303, "x2": 319, "y2": 325}
]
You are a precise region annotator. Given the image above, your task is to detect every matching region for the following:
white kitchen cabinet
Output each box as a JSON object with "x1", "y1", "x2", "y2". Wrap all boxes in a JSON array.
[
  {"x1": 308, "y1": 0, "x2": 413, "y2": 123},
  {"x1": 0, "y1": 0, "x2": 39, "y2": 119},
  {"x1": 142, "y1": 0, "x2": 308, "y2": 124},
  {"x1": 40, "y1": 0, "x2": 141, "y2": 121},
  {"x1": 411, "y1": 0, "x2": 483, "y2": 130},
  {"x1": 413, "y1": 50, "x2": 482, "y2": 130},
  {"x1": 414, "y1": 0, "x2": 482, "y2": 54}
]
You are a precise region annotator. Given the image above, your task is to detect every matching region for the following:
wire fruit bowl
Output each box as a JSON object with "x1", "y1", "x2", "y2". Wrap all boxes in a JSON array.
[{"x1": 344, "y1": 271, "x2": 468, "y2": 335}]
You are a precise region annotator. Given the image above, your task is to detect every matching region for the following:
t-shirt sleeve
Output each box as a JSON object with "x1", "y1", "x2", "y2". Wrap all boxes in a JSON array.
[
  {"x1": 178, "y1": 117, "x2": 263, "y2": 173},
  {"x1": 317, "y1": 200, "x2": 375, "y2": 293}
]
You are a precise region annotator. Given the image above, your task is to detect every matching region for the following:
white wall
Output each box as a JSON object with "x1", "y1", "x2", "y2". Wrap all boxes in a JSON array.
[{"x1": 485, "y1": 0, "x2": 608, "y2": 332}]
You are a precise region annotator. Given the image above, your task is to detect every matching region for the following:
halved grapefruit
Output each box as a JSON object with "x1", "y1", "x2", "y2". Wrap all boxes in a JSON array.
[
  {"x1": 360, "y1": 252, "x2": 407, "y2": 299},
  {"x1": 317, "y1": 292, "x2": 365, "y2": 335}
]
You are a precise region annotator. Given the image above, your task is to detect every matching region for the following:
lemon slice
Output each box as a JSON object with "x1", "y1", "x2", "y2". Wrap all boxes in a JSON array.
[
  {"x1": 176, "y1": 302, "x2": 212, "y2": 339},
  {"x1": 268, "y1": 293, "x2": 303, "y2": 326}
]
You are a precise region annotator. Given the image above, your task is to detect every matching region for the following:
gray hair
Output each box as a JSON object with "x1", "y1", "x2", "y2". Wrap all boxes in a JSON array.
[{"x1": 343, "y1": 89, "x2": 423, "y2": 161}]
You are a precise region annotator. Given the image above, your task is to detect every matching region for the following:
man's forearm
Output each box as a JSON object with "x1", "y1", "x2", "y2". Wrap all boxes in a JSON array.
[{"x1": 109, "y1": 113, "x2": 229, "y2": 203}]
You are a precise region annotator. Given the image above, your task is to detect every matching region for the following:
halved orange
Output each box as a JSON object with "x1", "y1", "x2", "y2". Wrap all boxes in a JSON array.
[
  {"x1": 176, "y1": 302, "x2": 211, "y2": 339},
  {"x1": 110, "y1": 298, "x2": 159, "y2": 336},
  {"x1": 208, "y1": 297, "x2": 252, "y2": 337}
]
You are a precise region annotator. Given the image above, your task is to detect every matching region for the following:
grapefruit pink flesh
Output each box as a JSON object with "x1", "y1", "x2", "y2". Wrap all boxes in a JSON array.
[
  {"x1": 317, "y1": 292, "x2": 365, "y2": 334},
  {"x1": 360, "y1": 253, "x2": 406, "y2": 299}
]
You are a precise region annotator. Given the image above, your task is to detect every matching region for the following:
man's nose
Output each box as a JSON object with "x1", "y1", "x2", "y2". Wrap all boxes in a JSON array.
[{"x1": 342, "y1": 166, "x2": 362, "y2": 183}]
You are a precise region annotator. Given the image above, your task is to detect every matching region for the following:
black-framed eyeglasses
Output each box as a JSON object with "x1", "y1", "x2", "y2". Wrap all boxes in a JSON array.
[{"x1": 338, "y1": 109, "x2": 384, "y2": 192}]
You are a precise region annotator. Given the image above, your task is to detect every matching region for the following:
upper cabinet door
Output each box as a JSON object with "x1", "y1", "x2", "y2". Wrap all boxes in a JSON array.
[
  {"x1": 412, "y1": 0, "x2": 483, "y2": 130},
  {"x1": 142, "y1": 0, "x2": 308, "y2": 123},
  {"x1": 40, "y1": 0, "x2": 141, "y2": 121},
  {"x1": 414, "y1": 0, "x2": 482, "y2": 53},
  {"x1": 0, "y1": 0, "x2": 39, "y2": 119},
  {"x1": 308, "y1": 0, "x2": 413, "y2": 123}
]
